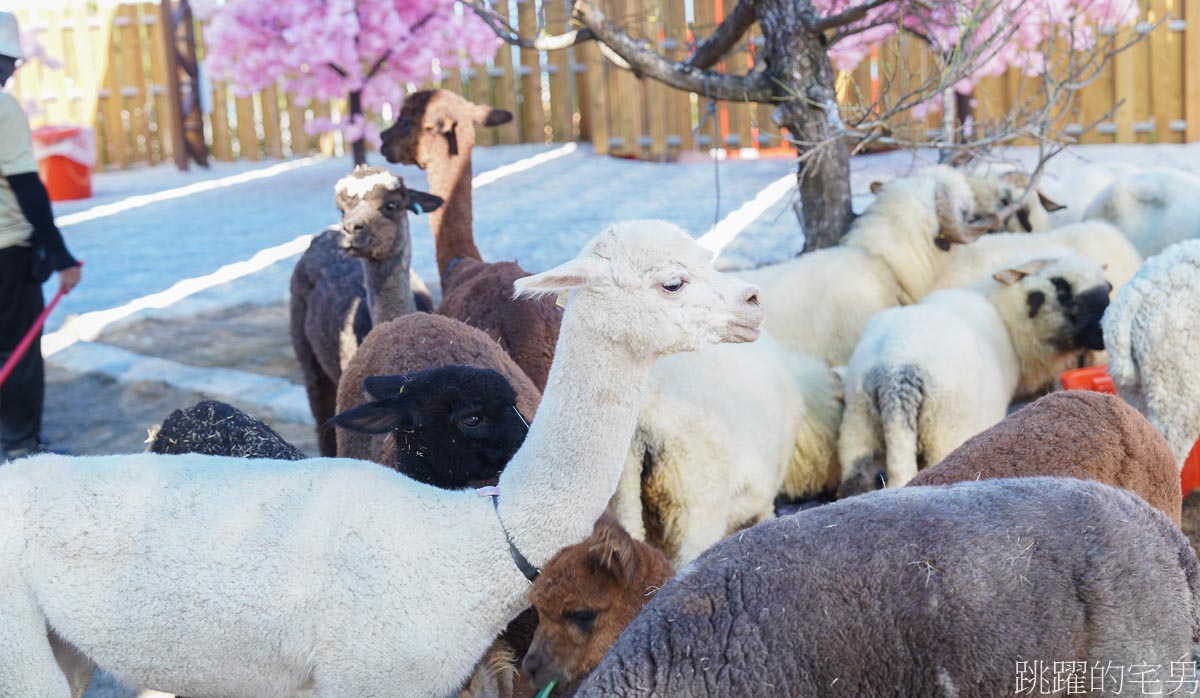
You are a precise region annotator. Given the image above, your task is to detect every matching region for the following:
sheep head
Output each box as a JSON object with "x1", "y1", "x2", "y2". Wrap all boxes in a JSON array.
[
  {"x1": 968, "y1": 171, "x2": 1066, "y2": 233},
  {"x1": 993, "y1": 255, "x2": 1111, "y2": 352},
  {"x1": 933, "y1": 177, "x2": 998, "y2": 251},
  {"x1": 524, "y1": 514, "x2": 673, "y2": 692},
  {"x1": 380, "y1": 90, "x2": 513, "y2": 168},
  {"x1": 334, "y1": 166, "x2": 442, "y2": 261},
  {"x1": 514, "y1": 220, "x2": 764, "y2": 358},
  {"x1": 329, "y1": 365, "x2": 529, "y2": 488}
]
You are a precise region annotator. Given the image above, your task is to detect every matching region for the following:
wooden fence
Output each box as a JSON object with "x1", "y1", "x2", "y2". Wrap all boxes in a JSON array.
[{"x1": 9, "y1": 0, "x2": 1200, "y2": 171}]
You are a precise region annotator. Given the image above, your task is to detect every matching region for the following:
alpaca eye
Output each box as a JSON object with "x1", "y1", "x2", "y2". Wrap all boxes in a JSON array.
[
  {"x1": 384, "y1": 201, "x2": 398, "y2": 212},
  {"x1": 460, "y1": 415, "x2": 481, "y2": 429},
  {"x1": 564, "y1": 609, "x2": 597, "y2": 631},
  {"x1": 661, "y1": 279, "x2": 686, "y2": 293}
]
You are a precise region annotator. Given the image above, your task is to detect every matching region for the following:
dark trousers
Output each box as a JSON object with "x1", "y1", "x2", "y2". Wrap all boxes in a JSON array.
[{"x1": 0, "y1": 245, "x2": 44, "y2": 451}]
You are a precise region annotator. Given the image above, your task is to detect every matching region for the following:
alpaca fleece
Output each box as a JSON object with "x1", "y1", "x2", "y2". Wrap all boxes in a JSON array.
[
  {"x1": 440, "y1": 259, "x2": 562, "y2": 390},
  {"x1": 579, "y1": 477, "x2": 1200, "y2": 697},
  {"x1": 290, "y1": 228, "x2": 431, "y2": 455},
  {"x1": 149, "y1": 401, "x2": 306, "y2": 461},
  {"x1": 335, "y1": 313, "x2": 541, "y2": 463},
  {"x1": 909, "y1": 390, "x2": 1181, "y2": 523}
]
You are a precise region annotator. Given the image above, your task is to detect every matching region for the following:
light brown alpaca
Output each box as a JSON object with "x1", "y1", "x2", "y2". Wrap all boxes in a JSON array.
[{"x1": 380, "y1": 90, "x2": 563, "y2": 390}]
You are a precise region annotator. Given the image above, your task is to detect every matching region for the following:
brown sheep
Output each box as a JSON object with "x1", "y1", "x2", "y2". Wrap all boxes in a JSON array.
[
  {"x1": 380, "y1": 90, "x2": 562, "y2": 390},
  {"x1": 334, "y1": 312, "x2": 540, "y2": 463},
  {"x1": 908, "y1": 390, "x2": 1181, "y2": 524},
  {"x1": 289, "y1": 168, "x2": 437, "y2": 455},
  {"x1": 524, "y1": 514, "x2": 673, "y2": 696}
]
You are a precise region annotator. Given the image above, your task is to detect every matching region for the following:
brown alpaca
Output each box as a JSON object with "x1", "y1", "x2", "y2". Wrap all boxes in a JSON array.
[
  {"x1": 290, "y1": 168, "x2": 437, "y2": 455},
  {"x1": 523, "y1": 514, "x2": 673, "y2": 695},
  {"x1": 380, "y1": 90, "x2": 563, "y2": 390}
]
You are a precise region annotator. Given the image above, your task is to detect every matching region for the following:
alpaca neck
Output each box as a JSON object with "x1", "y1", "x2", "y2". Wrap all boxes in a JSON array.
[
  {"x1": 361, "y1": 253, "x2": 415, "y2": 325},
  {"x1": 496, "y1": 299, "x2": 655, "y2": 568},
  {"x1": 426, "y1": 152, "x2": 482, "y2": 286}
]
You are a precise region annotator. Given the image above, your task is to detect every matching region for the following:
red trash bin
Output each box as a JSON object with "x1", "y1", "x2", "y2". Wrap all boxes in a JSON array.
[
  {"x1": 1060, "y1": 365, "x2": 1200, "y2": 495},
  {"x1": 31, "y1": 125, "x2": 95, "y2": 201}
]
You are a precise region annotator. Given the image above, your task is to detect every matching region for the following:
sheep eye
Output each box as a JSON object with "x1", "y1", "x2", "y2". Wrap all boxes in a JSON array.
[
  {"x1": 564, "y1": 609, "x2": 598, "y2": 631},
  {"x1": 661, "y1": 278, "x2": 686, "y2": 293},
  {"x1": 460, "y1": 415, "x2": 482, "y2": 429}
]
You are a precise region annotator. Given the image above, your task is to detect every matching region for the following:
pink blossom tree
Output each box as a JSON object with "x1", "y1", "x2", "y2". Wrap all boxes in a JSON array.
[
  {"x1": 475, "y1": 0, "x2": 1140, "y2": 248},
  {"x1": 197, "y1": 0, "x2": 498, "y2": 165}
]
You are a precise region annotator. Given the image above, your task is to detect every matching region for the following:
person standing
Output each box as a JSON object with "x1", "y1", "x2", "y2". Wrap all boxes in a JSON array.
[{"x1": 0, "y1": 11, "x2": 82, "y2": 461}]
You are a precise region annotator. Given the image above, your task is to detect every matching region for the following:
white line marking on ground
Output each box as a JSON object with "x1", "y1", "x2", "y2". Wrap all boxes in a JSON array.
[
  {"x1": 696, "y1": 174, "x2": 794, "y2": 254},
  {"x1": 42, "y1": 234, "x2": 315, "y2": 357},
  {"x1": 43, "y1": 146, "x2": 571, "y2": 360},
  {"x1": 55, "y1": 157, "x2": 323, "y2": 228}
]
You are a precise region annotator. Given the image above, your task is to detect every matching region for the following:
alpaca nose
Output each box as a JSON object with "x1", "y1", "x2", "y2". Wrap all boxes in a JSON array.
[
  {"x1": 742, "y1": 286, "x2": 760, "y2": 306},
  {"x1": 522, "y1": 647, "x2": 548, "y2": 681}
]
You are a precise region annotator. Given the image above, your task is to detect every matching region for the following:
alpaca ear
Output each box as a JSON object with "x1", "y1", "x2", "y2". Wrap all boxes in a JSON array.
[
  {"x1": 329, "y1": 399, "x2": 416, "y2": 434},
  {"x1": 1037, "y1": 190, "x2": 1066, "y2": 212},
  {"x1": 407, "y1": 190, "x2": 443, "y2": 215},
  {"x1": 363, "y1": 375, "x2": 412, "y2": 400},
  {"x1": 473, "y1": 105, "x2": 513, "y2": 128},
  {"x1": 588, "y1": 514, "x2": 640, "y2": 585},
  {"x1": 514, "y1": 257, "x2": 608, "y2": 299}
]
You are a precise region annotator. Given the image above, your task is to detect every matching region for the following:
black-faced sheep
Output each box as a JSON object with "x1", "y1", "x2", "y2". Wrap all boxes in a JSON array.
[
  {"x1": 289, "y1": 168, "x2": 439, "y2": 455},
  {"x1": 967, "y1": 170, "x2": 1065, "y2": 232},
  {"x1": 1084, "y1": 168, "x2": 1200, "y2": 256},
  {"x1": 578, "y1": 477, "x2": 1200, "y2": 697},
  {"x1": 0, "y1": 219, "x2": 763, "y2": 697},
  {"x1": 838, "y1": 255, "x2": 1110, "y2": 494},
  {"x1": 380, "y1": 90, "x2": 563, "y2": 391},
  {"x1": 148, "y1": 400, "x2": 306, "y2": 461},
  {"x1": 332, "y1": 365, "x2": 530, "y2": 488},
  {"x1": 1104, "y1": 239, "x2": 1200, "y2": 469},
  {"x1": 907, "y1": 390, "x2": 1181, "y2": 524}
]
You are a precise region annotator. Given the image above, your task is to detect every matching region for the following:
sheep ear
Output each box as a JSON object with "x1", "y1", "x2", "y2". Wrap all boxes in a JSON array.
[
  {"x1": 588, "y1": 514, "x2": 640, "y2": 584},
  {"x1": 407, "y1": 190, "x2": 443, "y2": 215},
  {"x1": 514, "y1": 257, "x2": 607, "y2": 300},
  {"x1": 363, "y1": 375, "x2": 411, "y2": 400},
  {"x1": 329, "y1": 400, "x2": 414, "y2": 434},
  {"x1": 473, "y1": 105, "x2": 513, "y2": 128},
  {"x1": 1037, "y1": 190, "x2": 1066, "y2": 212},
  {"x1": 869, "y1": 180, "x2": 885, "y2": 195},
  {"x1": 993, "y1": 268, "x2": 1029, "y2": 285}
]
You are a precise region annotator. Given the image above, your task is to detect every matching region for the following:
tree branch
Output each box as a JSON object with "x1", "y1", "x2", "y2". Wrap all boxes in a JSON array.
[
  {"x1": 686, "y1": 0, "x2": 758, "y2": 69},
  {"x1": 813, "y1": 0, "x2": 894, "y2": 33},
  {"x1": 466, "y1": 0, "x2": 596, "y2": 50},
  {"x1": 572, "y1": 0, "x2": 774, "y2": 101}
]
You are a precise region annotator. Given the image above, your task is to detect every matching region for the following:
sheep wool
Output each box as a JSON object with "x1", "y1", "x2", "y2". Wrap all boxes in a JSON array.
[
  {"x1": 1103, "y1": 239, "x2": 1200, "y2": 469},
  {"x1": 578, "y1": 478, "x2": 1200, "y2": 697},
  {"x1": 908, "y1": 390, "x2": 1181, "y2": 524},
  {"x1": 1084, "y1": 168, "x2": 1200, "y2": 257}
]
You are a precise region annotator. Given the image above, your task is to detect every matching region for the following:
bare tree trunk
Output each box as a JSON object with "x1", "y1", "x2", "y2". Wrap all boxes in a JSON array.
[
  {"x1": 349, "y1": 90, "x2": 367, "y2": 167},
  {"x1": 757, "y1": 0, "x2": 854, "y2": 251}
]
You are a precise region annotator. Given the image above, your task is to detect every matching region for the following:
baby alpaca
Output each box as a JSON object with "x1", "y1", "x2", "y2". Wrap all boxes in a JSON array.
[
  {"x1": 908, "y1": 390, "x2": 1181, "y2": 523},
  {"x1": 1104, "y1": 240, "x2": 1200, "y2": 469},
  {"x1": 578, "y1": 478, "x2": 1200, "y2": 697},
  {"x1": 0, "y1": 220, "x2": 762, "y2": 698},
  {"x1": 524, "y1": 514, "x2": 673, "y2": 696},
  {"x1": 332, "y1": 365, "x2": 529, "y2": 488},
  {"x1": 839, "y1": 255, "x2": 1110, "y2": 494}
]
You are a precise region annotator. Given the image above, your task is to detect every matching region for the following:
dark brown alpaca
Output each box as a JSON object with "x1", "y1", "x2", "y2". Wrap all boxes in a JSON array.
[
  {"x1": 380, "y1": 90, "x2": 563, "y2": 390},
  {"x1": 523, "y1": 514, "x2": 673, "y2": 695}
]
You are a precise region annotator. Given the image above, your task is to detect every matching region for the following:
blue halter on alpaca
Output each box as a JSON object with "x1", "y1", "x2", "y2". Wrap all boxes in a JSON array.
[{"x1": 477, "y1": 485, "x2": 540, "y2": 582}]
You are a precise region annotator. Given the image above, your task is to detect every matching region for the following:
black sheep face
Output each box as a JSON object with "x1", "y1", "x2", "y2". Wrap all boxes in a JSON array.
[
  {"x1": 1001, "y1": 257, "x2": 1111, "y2": 352},
  {"x1": 330, "y1": 365, "x2": 529, "y2": 489},
  {"x1": 1048, "y1": 276, "x2": 1110, "y2": 351}
]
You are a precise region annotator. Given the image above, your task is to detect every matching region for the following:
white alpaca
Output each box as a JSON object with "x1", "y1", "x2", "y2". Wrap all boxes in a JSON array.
[{"x1": 0, "y1": 220, "x2": 763, "y2": 698}]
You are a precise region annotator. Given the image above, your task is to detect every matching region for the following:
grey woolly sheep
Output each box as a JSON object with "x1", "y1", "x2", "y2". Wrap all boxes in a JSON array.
[
  {"x1": 579, "y1": 477, "x2": 1200, "y2": 697},
  {"x1": 331, "y1": 364, "x2": 530, "y2": 488},
  {"x1": 1104, "y1": 239, "x2": 1200, "y2": 469},
  {"x1": 1084, "y1": 168, "x2": 1200, "y2": 257},
  {"x1": 907, "y1": 390, "x2": 1181, "y2": 524},
  {"x1": 335, "y1": 313, "x2": 541, "y2": 464},
  {"x1": 148, "y1": 400, "x2": 305, "y2": 461},
  {"x1": 380, "y1": 89, "x2": 563, "y2": 390}
]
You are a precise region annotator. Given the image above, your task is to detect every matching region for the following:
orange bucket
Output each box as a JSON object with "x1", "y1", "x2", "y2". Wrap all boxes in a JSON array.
[
  {"x1": 37, "y1": 155, "x2": 92, "y2": 201},
  {"x1": 1060, "y1": 366, "x2": 1200, "y2": 495}
]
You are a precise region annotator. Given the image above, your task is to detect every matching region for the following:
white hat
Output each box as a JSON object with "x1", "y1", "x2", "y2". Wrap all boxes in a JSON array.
[{"x1": 0, "y1": 12, "x2": 25, "y2": 61}]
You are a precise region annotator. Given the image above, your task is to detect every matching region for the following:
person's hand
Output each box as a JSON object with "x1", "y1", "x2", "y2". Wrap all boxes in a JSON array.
[{"x1": 58, "y1": 265, "x2": 82, "y2": 294}]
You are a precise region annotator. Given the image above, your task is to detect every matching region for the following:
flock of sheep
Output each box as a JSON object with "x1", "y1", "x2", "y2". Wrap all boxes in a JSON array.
[{"x1": 0, "y1": 88, "x2": 1199, "y2": 698}]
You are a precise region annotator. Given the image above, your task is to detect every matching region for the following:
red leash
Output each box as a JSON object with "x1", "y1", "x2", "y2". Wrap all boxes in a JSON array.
[{"x1": 0, "y1": 262, "x2": 82, "y2": 390}]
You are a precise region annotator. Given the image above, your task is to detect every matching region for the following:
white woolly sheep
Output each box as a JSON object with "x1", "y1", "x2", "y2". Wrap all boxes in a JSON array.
[
  {"x1": 578, "y1": 477, "x2": 1200, "y2": 697},
  {"x1": 1104, "y1": 240, "x2": 1200, "y2": 469},
  {"x1": 966, "y1": 170, "x2": 1065, "y2": 232},
  {"x1": 839, "y1": 254, "x2": 1110, "y2": 494},
  {"x1": 1084, "y1": 168, "x2": 1200, "y2": 257},
  {"x1": 0, "y1": 220, "x2": 763, "y2": 698},
  {"x1": 740, "y1": 165, "x2": 995, "y2": 366},
  {"x1": 610, "y1": 333, "x2": 842, "y2": 566}
]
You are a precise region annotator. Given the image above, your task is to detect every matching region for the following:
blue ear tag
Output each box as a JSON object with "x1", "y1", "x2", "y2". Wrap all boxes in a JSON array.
[{"x1": 412, "y1": 201, "x2": 423, "y2": 214}]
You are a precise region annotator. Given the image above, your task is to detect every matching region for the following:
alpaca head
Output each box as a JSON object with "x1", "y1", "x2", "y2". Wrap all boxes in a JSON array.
[
  {"x1": 523, "y1": 514, "x2": 673, "y2": 692},
  {"x1": 330, "y1": 365, "x2": 530, "y2": 488},
  {"x1": 514, "y1": 220, "x2": 764, "y2": 359},
  {"x1": 380, "y1": 90, "x2": 513, "y2": 169},
  {"x1": 968, "y1": 171, "x2": 1065, "y2": 233},
  {"x1": 334, "y1": 166, "x2": 443, "y2": 261},
  {"x1": 992, "y1": 255, "x2": 1111, "y2": 352}
]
